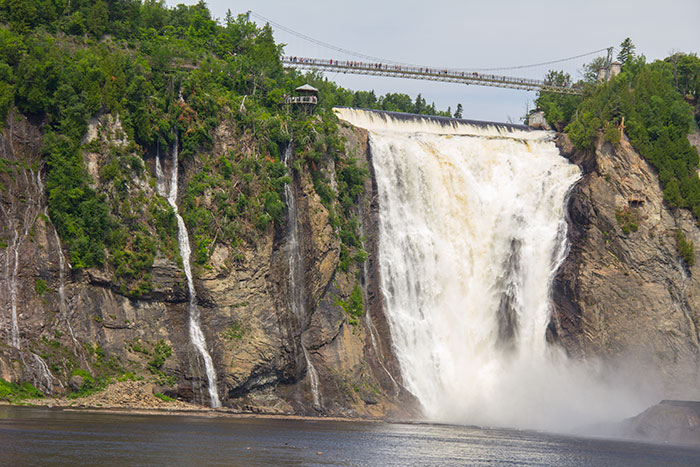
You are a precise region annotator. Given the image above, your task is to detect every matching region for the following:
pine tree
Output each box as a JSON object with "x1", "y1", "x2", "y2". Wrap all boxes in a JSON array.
[
  {"x1": 617, "y1": 38, "x2": 636, "y2": 66},
  {"x1": 454, "y1": 103, "x2": 463, "y2": 119}
]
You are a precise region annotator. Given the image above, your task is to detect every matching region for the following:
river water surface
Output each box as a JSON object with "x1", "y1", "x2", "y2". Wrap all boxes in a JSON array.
[{"x1": 1, "y1": 406, "x2": 699, "y2": 466}]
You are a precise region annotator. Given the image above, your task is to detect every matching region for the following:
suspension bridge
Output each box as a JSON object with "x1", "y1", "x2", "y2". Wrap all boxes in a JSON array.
[
  {"x1": 282, "y1": 57, "x2": 590, "y2": 95},
  {"x1": 250, "y1": 11, "x2": 614, "y2": 96}
]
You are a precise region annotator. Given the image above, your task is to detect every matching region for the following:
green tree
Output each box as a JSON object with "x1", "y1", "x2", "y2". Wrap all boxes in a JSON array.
[
  {"x1": 583, "y1": 56, "x2": 608, "y2": 83},
  {"x1": 414, "y1": 93, "x2": 426, "y2": 114},
  {"x1": 86, "y1": 1, "x2": 109, "y2": 37},
  {"x1": 454, "y1": 103, "x2": 463, "y2": 119},
  {"x1": 617, "y1": 38, "x2": 636, "y2": 66},
  {"x1": 535, "y1": 70, "x2": 582, "y2": 130}
]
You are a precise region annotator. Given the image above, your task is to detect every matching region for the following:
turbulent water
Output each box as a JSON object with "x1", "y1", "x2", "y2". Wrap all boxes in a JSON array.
[
  {"x1": 156, "y1": 141, "x2": 221, "y2": 408},
  {"x1": 335, "y1": 108, "x2": 649, "y2": 431}
]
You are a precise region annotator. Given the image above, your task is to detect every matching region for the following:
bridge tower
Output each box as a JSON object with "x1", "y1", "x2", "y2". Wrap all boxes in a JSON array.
[{"x1": 597, "y1": 47, "x2": 621, "y2": 82}]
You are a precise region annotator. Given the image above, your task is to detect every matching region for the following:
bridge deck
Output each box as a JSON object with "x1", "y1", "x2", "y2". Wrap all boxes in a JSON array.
[{"x1": 282, "y1": 57, "x2": 583, "y2": 95}]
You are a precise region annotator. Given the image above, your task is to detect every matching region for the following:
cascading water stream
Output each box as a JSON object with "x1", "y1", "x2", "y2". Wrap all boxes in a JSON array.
[
  {"x1": 49, "y1": 211, "x2": 89, "y2": 372},
  {"x1": 336, "y1": 108, "x2": 648, "y2": 431},
  {"x1": 8, "y1": 228, "x2": 20, "y2": 348},
  {"x1": 30, "y1": 351, "x2": 57, "y2": 393},
  {"x1": 156, "y1": 140, "x2": 221, "y2": 408},
  {"x1": 282, "y1": 144, "x2": 321, "y2": 409},
  {"x1": 2, "y1": 166, "x2": 41, "y2": 349}
]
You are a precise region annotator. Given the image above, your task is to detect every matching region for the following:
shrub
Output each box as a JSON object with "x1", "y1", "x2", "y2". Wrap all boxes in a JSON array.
[
  {"x1": 336, "y1": 284, "x2": 364, "y2": 326},
  {"x1": 615, "y1": 207, "x2": 639, "y2": 235},
  {"x1": 34, "y1": 278, "x2": 50, "y2": 295},
  {"x1": 676, "y1": 229, "x2": 695, "y2": 267},
  {"x1": 0, "y1": 378, "x2": 43, "y2": 401},
  {"x1": 154, "y1": 392, "x2": 174, "y2": 402},
  {"x1": 603, "y1": 124, "x2": 621, "y2": 146},
  {"x1": 148, "y1": 340, "x2": 172, "y2": 373},
  {"x1": 222, "y1": 323, "x2": 245, "y2": 341},
  {"x1": 68, "y1": 368, "x2": 107, "y2": 398}
]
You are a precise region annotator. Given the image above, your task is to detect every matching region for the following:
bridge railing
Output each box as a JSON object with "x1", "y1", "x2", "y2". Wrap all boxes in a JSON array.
[{"x1": 282, "y1": 56, "x2": 583, "y2": 95}]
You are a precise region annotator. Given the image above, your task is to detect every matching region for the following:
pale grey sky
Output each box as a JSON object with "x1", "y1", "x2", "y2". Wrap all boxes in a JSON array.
[{"x1": 168, "y1": 1, "x2": 699, "y2": 122}]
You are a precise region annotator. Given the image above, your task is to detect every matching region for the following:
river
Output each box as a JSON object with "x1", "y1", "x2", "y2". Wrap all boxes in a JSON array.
[{"x1": 1, "y1": 406, "x2": 699, "y2": 466}]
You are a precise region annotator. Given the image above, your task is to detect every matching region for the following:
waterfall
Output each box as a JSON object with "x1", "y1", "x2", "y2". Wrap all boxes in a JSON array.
[
  {"x1": 155, "y1": 143, "x2": 166, "y2": 195},
  {"x1": 49, "y1": 211, "x2": 79, "y2": 348},
  {"x1": 156, "y1": 140, "x2": 221, "y2": 408},
  {"x1": 29, "y1": 352, "x2": 58, "y2": 393},
  {"x1": 48, "y1": 209, "x2": 89, "y2": 372},
  {"x1": 336, "y1": 108, "x2": 646, "y2": 431},
  {"x1": 3, "y1": 168, "x2": 40, "y2": 349},
  {"x1": 8, "y1": 228, "x2": 20, "y2": 348},
  {"x1": 282, "y1": 144, "x2": 321, "y2": 409}
]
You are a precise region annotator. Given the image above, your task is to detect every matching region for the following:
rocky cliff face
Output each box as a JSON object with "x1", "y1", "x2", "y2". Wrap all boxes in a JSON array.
[
  {"x1": 551, "y1": 133, "x2": 700, "y2": 398},
  {"x1": 0, "y1": 109, "x2": 416, "y2": 418}
]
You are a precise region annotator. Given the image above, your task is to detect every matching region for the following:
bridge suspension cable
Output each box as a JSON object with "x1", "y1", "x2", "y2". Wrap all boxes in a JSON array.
[
  {"x1": 462, "y1": 48, "x2": 612, "y2": 72},
  {"x1": 249, "y1": 11, "x2": 412, "y2": 66},
  {"x1": 250, "y1": 10, "x2": 611, "y2": 73}
]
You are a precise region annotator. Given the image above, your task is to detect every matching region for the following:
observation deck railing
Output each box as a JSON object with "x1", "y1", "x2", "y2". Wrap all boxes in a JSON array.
[{"x1": 284, "y1": 95, "x2": 318, "y2": 105}]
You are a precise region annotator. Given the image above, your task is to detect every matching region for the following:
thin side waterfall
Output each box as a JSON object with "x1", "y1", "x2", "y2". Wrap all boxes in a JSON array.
[
  {"x1": 3, "y1": 167, "x2": 41, "y2": 349},
  {"x1": 336, "y1": 108, "x2": 648, "y2": 431},
  {"x1": 48, "y1": 208, "x2": 91, "y2": 372},
  {"x1": 156, "y1": 139, "x2": 221, "y2": 408},
  {"x1": 155, "y1": 143, "x2": 166, "y2": 195},
  {"x1": 282, "y1": 144, "x2": 321, "y2": 409},
  {"x1": 49, "y1": 212, "x2": 79, "y2": 347},
  {"x1": 8, "y1": 228, "x2": 20, "y2": 348},
  {"x1": 30, "y1": 351, "x2": 58, "y2": 393}
]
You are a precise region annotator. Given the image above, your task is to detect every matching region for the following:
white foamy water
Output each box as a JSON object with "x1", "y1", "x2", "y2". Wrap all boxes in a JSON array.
[
  {"x1": 156, "y1": 141, "x2": 221, "y2": 408},
  {"x1": 335, "y1": 108, "x2": 650, "y2": 431}
]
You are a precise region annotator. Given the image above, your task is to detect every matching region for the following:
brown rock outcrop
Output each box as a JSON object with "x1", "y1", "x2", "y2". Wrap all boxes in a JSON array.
[{"x1": 551, "y1": 133, "x2": 700, "y2": 399}]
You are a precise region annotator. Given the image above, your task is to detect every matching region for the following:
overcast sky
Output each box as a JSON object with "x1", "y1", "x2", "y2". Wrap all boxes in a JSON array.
[{"x1": 168, "y1": 1, "x2": 699, "y2": 123}]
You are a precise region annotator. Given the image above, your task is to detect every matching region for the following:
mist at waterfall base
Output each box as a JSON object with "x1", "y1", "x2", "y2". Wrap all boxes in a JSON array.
[{"x1": 336, "y1": 108, "x2": 657, "y2": 433}]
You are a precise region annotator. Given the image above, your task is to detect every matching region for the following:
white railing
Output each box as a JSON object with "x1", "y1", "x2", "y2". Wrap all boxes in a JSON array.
[{"x1": 284, "y1": 95, "x2": 318, "y2": 105}]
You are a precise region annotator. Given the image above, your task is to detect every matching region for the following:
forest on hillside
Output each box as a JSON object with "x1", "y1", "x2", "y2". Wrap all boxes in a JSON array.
[{"x1": 536, "y1": 39, "x2": 700, "y2": 220}]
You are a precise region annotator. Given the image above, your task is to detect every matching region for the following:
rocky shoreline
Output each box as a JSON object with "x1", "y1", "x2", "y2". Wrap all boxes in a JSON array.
[{"x1": 2, "y1": 379, "x2": 387, "y2": 422}]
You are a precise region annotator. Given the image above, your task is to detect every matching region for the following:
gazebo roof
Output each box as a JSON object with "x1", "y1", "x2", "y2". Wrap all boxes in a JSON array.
[{"x1": 295, "y1": 84, "x2": 319, "y2": 93}]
